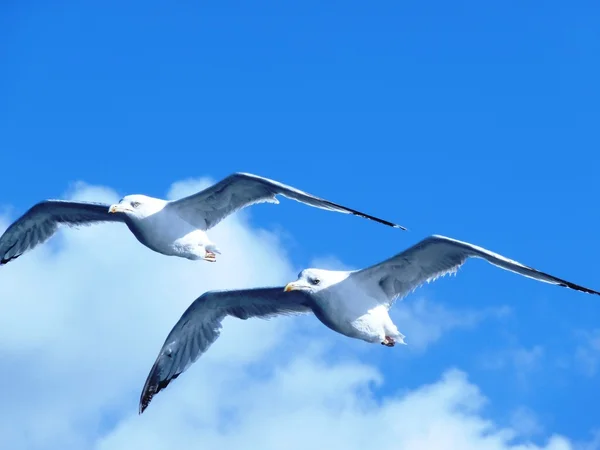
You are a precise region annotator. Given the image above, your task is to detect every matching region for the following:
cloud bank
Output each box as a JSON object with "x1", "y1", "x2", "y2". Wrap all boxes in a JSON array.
[{"x1": 0, "y1": 179, "x2": 593, "y2": 450}]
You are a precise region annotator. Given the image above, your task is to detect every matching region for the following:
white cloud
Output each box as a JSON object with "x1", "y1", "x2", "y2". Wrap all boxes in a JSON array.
[
  {"x1": 97, "y1": 364, "x2": 577, "y2": 450},
  {"x1": 0, "y1": 179, "x2": 595, "y2": 450},
  {"x1": 309, "y1": 254, "x2": 356, "y2": 271},
  {"x1": 0, "y1": 179, "x2": 297, "y2": 450},
  {"x1": 165, "y1": 176, "x2": 214, "y2": 200}
]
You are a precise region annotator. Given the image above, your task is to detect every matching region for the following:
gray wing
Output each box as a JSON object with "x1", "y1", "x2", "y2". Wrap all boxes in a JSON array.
[
  {"x1": 167, "y1": 172, "x2": 406, "y2": 230},
  {"x1": 139, "y1": 287, "x2": 312, "y2": 414},
  {"x1": 0, "y1": 200, "x2": 125, "y2": 265},
  {"x1": 353, "y1": 234, "x2": 600, "y2": 306}
]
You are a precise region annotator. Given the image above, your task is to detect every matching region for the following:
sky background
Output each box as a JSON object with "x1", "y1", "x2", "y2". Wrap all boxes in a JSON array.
[{"x1": 1, "y1": 1, "x2": 600, "y2": 449}]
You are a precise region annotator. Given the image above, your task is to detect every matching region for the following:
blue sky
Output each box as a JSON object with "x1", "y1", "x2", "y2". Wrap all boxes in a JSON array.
[{"x1": 1, "y1": 1, "x2": 600, "y2": 448}]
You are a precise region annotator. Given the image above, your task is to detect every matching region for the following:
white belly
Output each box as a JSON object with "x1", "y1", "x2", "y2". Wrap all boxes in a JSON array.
[
  {"x1": 314, "y1": 280, "x2": 393, "y2": 343},
  {"x1": 129, "y1": 210, "x2": 211, "y2": 259}
]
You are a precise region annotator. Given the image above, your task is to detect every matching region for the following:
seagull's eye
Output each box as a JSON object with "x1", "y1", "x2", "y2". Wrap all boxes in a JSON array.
[
  {"x1": 311, "y1": 278, "x2": 321, "y2": 286},
  {"x1": 131, "y1": 201, "x2": 141, "y2": 208}
]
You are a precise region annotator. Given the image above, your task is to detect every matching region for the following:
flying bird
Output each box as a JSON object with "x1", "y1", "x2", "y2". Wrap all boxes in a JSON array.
[
  {"x1": 139, "y1": 234, "x2": 600, "y2": 413},
  {"x1": 0, "y1": 172, "x2": 405, "y2": 265}
]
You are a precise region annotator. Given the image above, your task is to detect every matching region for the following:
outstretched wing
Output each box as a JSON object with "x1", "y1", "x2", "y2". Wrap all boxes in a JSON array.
[
  {"x1": 352, "y1": 235, "x2": 600, "y2": 305},
  {"x1": 139, "y1": 287, "x2": 312, "y2": 414},
  {"x1": 168, "y1": 172, "x2": 406, "y2": 230},
  {"x1": 0, "y1": 200, "x2": 125, "y2": 265}
]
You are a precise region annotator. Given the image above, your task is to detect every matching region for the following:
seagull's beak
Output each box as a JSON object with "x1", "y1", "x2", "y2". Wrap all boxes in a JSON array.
[
  {"x1": 108, "y1": 204, "x2": 126, "y2": 214},
  {"x1": 284, "y1": 282, "x2": 300, "y2": 292}
]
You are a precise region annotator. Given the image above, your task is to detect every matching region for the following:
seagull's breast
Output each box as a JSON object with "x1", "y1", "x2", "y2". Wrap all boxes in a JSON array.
[
  {"x1": 312, "y1": 279, "x2": 387, "y2": 342},
  {"x1": 128, "y1": 209, "x2": 209, "y2": 257}
]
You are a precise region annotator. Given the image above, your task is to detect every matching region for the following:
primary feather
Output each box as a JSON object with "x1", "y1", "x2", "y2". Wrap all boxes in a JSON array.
[
  {"x1": 0, "y1": 200, "x2": 124, "y2": 265},
  {"x1": 353, "y1": 235, "x2": 600, "y2": 305},
  {"x1": 139, "y1": 287, "x2": 311, "y2": 413},
  {"x1": 168, "y1": 172, "x2": 406, "y2": 231}
]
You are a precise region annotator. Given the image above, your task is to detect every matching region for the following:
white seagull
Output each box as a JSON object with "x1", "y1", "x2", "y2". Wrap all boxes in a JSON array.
[
  {"x1": 139, "y1": 234, "x2": 600, "y2": 413},
  {"x1": 0, "y1": 172, "x2": 405, "y2": 265}
]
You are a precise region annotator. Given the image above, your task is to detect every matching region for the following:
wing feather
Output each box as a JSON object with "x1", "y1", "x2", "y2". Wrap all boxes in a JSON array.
[
  {"x1": 353, "y1": 235, "x2": 600, "y2": 305},
  {"x1": 0, "y1": 200, "x2": 125, "y2": 265},
  {"x1": 167, "y1": 172, "x2": 406, "y2": 230},
  {"x1": 139, "y1": 287, "x2": 311, "y2": 414}
]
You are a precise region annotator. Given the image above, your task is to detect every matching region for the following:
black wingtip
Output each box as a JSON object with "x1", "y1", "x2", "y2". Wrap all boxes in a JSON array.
[
  {"x1": 139, "y1": 391, "x2": 153, "y2": 415},
  {"x1": 349, "y1": 210, "x2": 408, "y2": 231},
  {"x1": 369, "y1": 217, "x2": 408, "y2": 231},
  {"x1": 316, "y1": 198, "x2": 407, "y2": 231},
  {"x1": 139, "y1": 367, "x2": 180, "y2": 414},
  {"x1": 0, "y1": 254, "x2": 21, "y2": 265},
  {"x1": 558, "y1": 281, "x2": 600, "y2": 296}
]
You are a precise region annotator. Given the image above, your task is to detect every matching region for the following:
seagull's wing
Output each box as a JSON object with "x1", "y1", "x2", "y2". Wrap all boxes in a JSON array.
[
  {"x1": 168, "y1": 172, "x2": 406, "y2": 230},
  {"x1": 0, "y1": 200, "x2": 125, "y2": 265},
  {"x1": 352, "y1": 234, "x2": 600, "y2": 306},
  {"x1": 139, "y1": 287, "x2": 312, "y2": 414}
]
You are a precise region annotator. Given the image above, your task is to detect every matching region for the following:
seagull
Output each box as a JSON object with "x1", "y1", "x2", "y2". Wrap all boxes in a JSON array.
[
  {"x1": 139, "y1": 234, "x2": 600, "y2": 413},
  {"x1": 0, "y1": 172, "x2": 405, "y2": 265}
]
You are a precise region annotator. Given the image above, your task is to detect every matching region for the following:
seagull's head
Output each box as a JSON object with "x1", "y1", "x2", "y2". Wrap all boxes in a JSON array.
[
  {"x1": 284, "y1": 269, "x2": 341, "y2": 294},
  {"x1": 108, "y1": 195, "x2": 163, "y2": 219}
]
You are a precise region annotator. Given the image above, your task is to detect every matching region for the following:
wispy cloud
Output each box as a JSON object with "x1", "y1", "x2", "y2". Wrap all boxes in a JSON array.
[
  {"x1": 392, "y1": 297, "x2": 512, "y2": 352},
  {"x1": 510, "y1": 406, "x2": 544, "y2": 438},
  {"x1": 479, "y1": 344, "x2": 545, "y2": 386},
  {"x1": 574, "y1": 329, "x2": 600, "y2": 377}
]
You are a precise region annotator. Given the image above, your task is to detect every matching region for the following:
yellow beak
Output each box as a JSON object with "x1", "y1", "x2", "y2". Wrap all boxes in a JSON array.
[
  {"x1": 284, "y1": 283, "x2": 297, "y2": 292},
  {"x1": 109, "y1": 204, "x2": 129, "y2": 214}
]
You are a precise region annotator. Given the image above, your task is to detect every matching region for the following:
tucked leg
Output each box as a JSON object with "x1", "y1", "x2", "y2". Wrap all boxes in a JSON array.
[
  {"x1": 204, "y1": 249, "x2": 217, "y2": 262},
  {"x1": 381, "y1": 336, "x2": 396, "y2": 347},
  {"x1": 383, "y1": 313, "x2": 406, "y2": 345}
]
